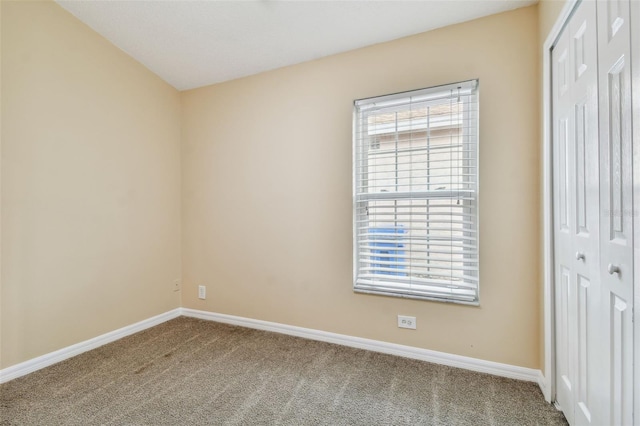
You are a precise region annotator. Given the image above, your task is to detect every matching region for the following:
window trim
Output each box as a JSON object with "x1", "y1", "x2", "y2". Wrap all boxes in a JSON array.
[{"x1": 352, "y1": 80, "x2": 480, "y2": 305}]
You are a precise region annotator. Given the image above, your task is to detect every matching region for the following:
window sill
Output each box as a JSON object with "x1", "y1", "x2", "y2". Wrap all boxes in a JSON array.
[{"x1": 354, "y1": 286, "x2": 480, "y2": 306}]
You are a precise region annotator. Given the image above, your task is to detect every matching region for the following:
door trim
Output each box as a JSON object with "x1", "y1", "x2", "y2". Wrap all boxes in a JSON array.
[
  {"x1": 541, "y1": 0, "x2": 579, "y2": 404},
  {"x1": 630, "y1": 1, "x2": 640, "y2": 422}
]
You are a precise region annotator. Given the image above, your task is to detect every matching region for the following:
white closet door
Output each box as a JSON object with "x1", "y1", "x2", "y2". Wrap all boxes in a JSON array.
[
  {"x1": 553, "y1": 20, "x2": 577, "y2": 425},
  {"x1": 597, "y1": 0, "x2": 634, "y2": 424},
  {"x1": 553, "y1": 1, "x2": 600, "y2": 424},
  {"x1": 569, "y1": 2, "x2": 601, "y2": 424}
]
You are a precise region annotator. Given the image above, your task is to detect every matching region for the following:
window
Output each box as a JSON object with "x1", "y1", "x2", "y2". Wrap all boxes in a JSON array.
[{"x1": 353, "y1": 80, "x2": 479, "y2": 304}]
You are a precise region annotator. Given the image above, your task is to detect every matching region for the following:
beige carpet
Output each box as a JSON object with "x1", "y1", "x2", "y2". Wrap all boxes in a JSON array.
[{"x1": 0, "y1": 317, "x2": 567, "y2": 425}]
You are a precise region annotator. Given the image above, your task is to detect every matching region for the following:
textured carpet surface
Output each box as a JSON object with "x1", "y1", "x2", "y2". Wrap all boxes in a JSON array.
[{"x1": 1, "y1": 317, "x2": 567, "y2": 425}]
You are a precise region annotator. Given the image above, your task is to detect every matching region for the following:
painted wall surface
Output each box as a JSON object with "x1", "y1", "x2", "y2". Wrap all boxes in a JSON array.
[
  {"x1": 539, "y1": 0, "x2": 569, "y2": 45},
  {"x1": 182, "y1": 6, "x2": 541, "y2": 368},
  {"x1": 1, "y1": 1, "x2": 182, "y2": 368}
]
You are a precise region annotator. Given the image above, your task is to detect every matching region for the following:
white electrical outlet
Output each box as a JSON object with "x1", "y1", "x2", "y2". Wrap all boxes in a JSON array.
[
  {"x1": 198, "y1": 285, "x2": 206, "y2": 300},
  {"x1": 173, "y1": 279, "x2": 181, "y2": 292},
  {"x1": 398, "y1": 315, "x2": 416, "y2": 329}
]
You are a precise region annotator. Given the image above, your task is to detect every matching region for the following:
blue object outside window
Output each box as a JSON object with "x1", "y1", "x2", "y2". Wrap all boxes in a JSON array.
[{"x1": 368, "y1": 227, "x2": 407, "y2": 276}]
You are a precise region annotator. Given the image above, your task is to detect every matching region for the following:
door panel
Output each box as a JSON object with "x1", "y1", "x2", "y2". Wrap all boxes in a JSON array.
[
  {"x1": 606, "y1": 57, "x2": 627, "y2": 241},
  {"x1": 577, "y1": 275, "x2": 591, "y2": 423},
  {"x1": 553, "y1": 1, "x2": 601, "y2": 425},
  {"x1": 597, "y1": 0, "x2": 634, "y2": 424},
  {"x1": 570, "y1": 3, "x2": 600, "y2": 425},
  {"x1": 553, "y1": 20, "x2": 575, "y2": 424},
  {"x1": 610, "y1": 295, "x2": 630, "y2": 426},
  {"x1": 575, "y1": 102, "x2": 587, "y2": 234}
]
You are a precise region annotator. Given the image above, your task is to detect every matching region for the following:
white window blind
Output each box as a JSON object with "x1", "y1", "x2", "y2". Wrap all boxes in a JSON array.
[{"x1": 353, "y1": 80, "x2": 479, "y2": 304}]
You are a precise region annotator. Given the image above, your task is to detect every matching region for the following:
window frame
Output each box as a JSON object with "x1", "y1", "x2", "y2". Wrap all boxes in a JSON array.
[{"x1": 352, "y1": 80, "x2": 480, "y2": 305}]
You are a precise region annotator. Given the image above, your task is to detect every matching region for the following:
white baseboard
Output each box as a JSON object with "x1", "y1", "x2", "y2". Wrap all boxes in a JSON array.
[
  {"x1": 0, "y1": 308, "x2": 182, "y2": 384},
  {"x1": 1, "y1": 307, "x2": 543, "y2": 389},
  {"x1": 182, "y1": 308, "x2": 541, "y2": 383}
]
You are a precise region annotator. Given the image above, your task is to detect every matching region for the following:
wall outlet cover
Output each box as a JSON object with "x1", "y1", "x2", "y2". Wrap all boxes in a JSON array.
[{"x1": 398, "y1": 315, "x2": 416, "y2": 329}]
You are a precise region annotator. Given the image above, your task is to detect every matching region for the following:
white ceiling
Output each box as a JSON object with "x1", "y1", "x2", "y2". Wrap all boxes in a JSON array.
[{"x1": 56, "y1": 0, "x2": 537, "y2": 91}]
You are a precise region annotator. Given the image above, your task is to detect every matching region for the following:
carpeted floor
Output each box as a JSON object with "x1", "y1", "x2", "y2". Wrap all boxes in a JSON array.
[{"x1": 0, "y1": 317, "x2": 567, "y2": 425}]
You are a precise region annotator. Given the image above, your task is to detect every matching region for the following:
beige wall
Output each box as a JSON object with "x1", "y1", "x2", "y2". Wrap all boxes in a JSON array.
[
  {"x1": 0, "y1": 1, "x2": 547, "y2": 372},
  {"x1": 182, "y1": 6, "x2": 541, "y2": 368},
  {"x1": 0, "y1": 1, "x2": 182, "y2": 368},
  {"x1": 539, "y1": 0, "x2": 569, "y2": 45}
]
